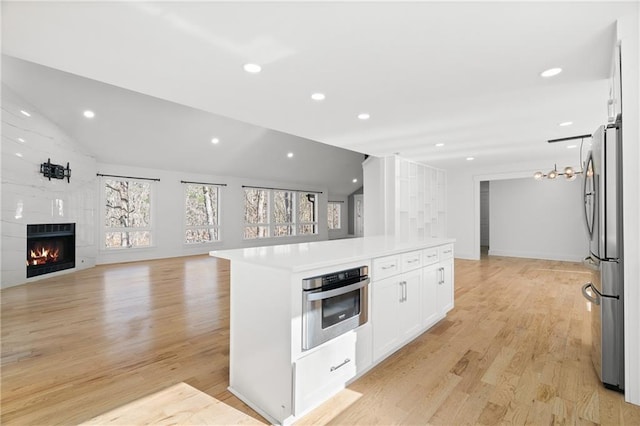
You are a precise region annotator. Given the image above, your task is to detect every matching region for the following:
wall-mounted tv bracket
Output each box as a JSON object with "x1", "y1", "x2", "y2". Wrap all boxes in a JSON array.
[{"x1": 40, "y1": 158, "x2": 71, "y2": 182}]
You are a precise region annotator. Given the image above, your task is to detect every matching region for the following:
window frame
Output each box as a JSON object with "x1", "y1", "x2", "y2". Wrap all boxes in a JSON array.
[
  {"x1": 101, "y1": 176, "x2": 155, "y2": 250},
  {"x1": 183, "y1": 183, "x2": 223, "y2": 245},
  {"x1": 243, "y1": 187, "x2": 271, "y2": 240},
  {"x1": 243, "y1": 187, "x2": 319, "y2": 240},
  {"x1": 327, "y1": 202, "x2": 342, "y2": 230}
]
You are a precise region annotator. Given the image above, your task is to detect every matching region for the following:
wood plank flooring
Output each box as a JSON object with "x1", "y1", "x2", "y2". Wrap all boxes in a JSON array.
[{"x1": 2, "y1": 254, "x2": 639, "y2": 425}]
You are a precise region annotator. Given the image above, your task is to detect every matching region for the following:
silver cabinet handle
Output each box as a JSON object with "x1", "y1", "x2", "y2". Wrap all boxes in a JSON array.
[
  {"x1": 330, "y1": 358, "x2": 351, "y2": 372},
  {"x1": 427, "y1": 254, "x2": 437, "y2": 258},
  {"x1": 443, "y1": 249, "x2": 452, "y2": 254},
  {"x1": 438, "y1": 267, "x2": 444, "y2": 285},
  {"x1": 407, "y1": 259, "x2": 420, "y2": 264},
  {"x1": 381, "y1": 264, "x2": 396, "y2": 270},
  {"x1": 399, "y1": 281, "x2": 407, "y2": 302}
]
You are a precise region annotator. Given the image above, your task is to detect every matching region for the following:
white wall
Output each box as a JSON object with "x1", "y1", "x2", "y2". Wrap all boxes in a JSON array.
[
  {"x1": 95, "y1": 162, "x2": 330, "y2": 265},
  {"x1": 489, "y1": 178, "x2": 587, "y2": 262},
  {"x1": 1, "y1": 85, "x2": 97, "y2": 288},
  {"x1": 446, "y1": 158, "x2": 580, "y2": 260}
]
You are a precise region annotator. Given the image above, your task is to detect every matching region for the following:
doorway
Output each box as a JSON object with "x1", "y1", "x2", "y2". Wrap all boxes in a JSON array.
[{"x1": 480, "y1": 181, "x2": 490, "y2": 256}]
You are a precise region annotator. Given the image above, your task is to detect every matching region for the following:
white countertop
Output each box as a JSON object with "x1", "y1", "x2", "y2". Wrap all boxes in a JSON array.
[{"x1": 210, "y1": 235, "x2": 455, "y2": 272}]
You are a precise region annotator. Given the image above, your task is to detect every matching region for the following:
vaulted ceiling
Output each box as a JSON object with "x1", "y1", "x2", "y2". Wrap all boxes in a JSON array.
[{"x1": 2, "y1": 1, "x2": 634, "y2": 191}]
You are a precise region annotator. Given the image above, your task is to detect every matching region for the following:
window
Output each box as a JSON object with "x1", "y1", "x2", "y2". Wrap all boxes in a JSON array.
[
  {"x1": 184, "y1": 184, "x2": 221, "y2": 244},
  {"x1": 104, "y1": 178, "x2": 152, "y2": 249},
  {"x1": 244, "y1": 187, "x2": 318, "y2": 239},
  {"x1": 244, "y1": 188, "x2": 270, "y2": 239},
  {"x1": 328, "y1": 202, "x2": 341, "y2": 230}
]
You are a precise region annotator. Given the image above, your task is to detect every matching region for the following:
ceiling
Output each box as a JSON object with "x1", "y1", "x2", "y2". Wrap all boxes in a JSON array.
[{"x1": 1, "y1": 1, "x2": 634, "y2": 186}]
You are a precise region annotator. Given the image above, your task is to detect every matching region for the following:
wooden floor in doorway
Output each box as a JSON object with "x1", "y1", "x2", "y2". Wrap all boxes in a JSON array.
[{"x1": 2, "y1": 254, "x2": 639, "y2": 425}]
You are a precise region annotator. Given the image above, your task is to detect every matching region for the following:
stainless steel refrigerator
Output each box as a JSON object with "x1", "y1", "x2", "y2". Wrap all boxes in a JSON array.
[{"x1": 581, "y1": 115, "x2": 624, "y2": 392}]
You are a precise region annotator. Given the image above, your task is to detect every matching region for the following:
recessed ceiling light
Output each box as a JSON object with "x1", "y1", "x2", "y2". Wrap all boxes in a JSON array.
[
  {"x1": 540, "y1": 67, "x2": 562, "y2": 78},
  {"x1": 83, "y1": 110, "x2": 95, "y2": 119},
  {"x1": 20, "y1": 110, "x2": 31, "y2": 117},
  {"x1": 18, "y1": 138, "x2": 25, "y2": 143},
  {"x1": 287, "y1": 152, "x2": 294, "y2": 158},
  {"x1": 567, "y1": 145, "x2": 577, "y2": 149},
  {"x1": 435, "y1": 143, "x2": 445, "y2": 147},
  {"x1": 352, "y1": 178, "x2": 358, "y2": 183},
  {"x1": 466, "y1": 157, "x2": 475, "y2": 161},
  {"x1": 311, "y1": 93, "x2": 326, "y2": 101},
  {"x1": 244, "y1": 63, "x2": 262, "y2": 74},
  {"x1": 16, "y1": 152, "x2": 23, "y2": 157},
  {"x1": 559, "y1": 121, "x2": 573, "y2": 127},
  {"x1": 357, "y1": 113, "x2": 370, "y2": 120},
  {"x1": 211, "y1": 138, "x2": 220, "y2": 144}
]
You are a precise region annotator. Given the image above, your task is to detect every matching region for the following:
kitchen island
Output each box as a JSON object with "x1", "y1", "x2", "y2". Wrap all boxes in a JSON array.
[{"x1": 211, "y1": 235, "x2": 455, "y2": 425}]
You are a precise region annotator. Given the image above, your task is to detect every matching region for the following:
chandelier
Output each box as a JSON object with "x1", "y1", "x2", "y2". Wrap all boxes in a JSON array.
[
  {"x1": 533, "y1": 133, "x2": 591, "y2": 182},
  {"x1": 533, "y1": 164, "x2": 579, "y2": 181}
]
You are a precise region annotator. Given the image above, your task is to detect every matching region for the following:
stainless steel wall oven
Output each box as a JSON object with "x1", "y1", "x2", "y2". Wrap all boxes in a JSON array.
[{"x1": 302, "y1": 266, "x2": 369, "y2": 351}]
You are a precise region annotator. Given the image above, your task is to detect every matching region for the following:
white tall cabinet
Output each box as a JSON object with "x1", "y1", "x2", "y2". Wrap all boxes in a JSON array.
[{"x1": 363, "y1": 155, "x2": 447, "y2": 239}]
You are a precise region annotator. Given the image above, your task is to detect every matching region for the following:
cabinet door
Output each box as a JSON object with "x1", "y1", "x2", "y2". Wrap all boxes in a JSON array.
[
  {"x1": 422, "y1": 264, "x2": 440, "y2": 328},
  {"x1": 372, "y1": 276, "x2": 401, "y2": 361},
  {"x1": 399, "y1": 269, "x2": 422, "y2": 341},
  {"x1": 437, "y1": 259, "x2": 454, "y2": 315}
]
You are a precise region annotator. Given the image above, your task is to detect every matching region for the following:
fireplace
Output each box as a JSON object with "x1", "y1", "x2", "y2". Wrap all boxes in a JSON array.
[{"x1": 26, "y1": 223, "x2": 76, "y2": 278}]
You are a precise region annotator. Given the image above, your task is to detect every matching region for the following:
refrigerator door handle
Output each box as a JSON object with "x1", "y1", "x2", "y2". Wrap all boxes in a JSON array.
[
  {"x1": 582, "y1": 283, "x2": 600, "y2": 305},
  {"x1": 582, "y1": 256, "x2": 600, "y2": 271}
]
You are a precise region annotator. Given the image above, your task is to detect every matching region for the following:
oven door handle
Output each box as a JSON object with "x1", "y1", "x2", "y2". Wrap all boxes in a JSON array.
[{"x1": 306, "y1": 278, "x2": 370, "y2": 301}]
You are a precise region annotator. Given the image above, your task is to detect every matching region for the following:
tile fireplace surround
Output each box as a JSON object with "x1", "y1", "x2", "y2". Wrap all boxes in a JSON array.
[{"x1": 1, "y1": 86, "x2": 97, "y2": 288}]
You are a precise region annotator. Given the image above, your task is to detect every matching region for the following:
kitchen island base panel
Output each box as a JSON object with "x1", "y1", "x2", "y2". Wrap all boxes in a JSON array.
[
  {"x1": 227, "y1": 386, "x2": 294, "y2": 426},
  {"x1": 229, "y1": 261, "x2": 294, "y2": 424}
]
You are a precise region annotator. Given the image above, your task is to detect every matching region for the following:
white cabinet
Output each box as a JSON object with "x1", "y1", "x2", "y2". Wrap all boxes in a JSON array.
[
  {"x1": 372, "y1": 269, "x2": 422, "y2": 361},
  {"x1": 372, "y1": 250, "x2": 423, "y2": 361},
  {"x1": 398, "y1": 269, "x2": 422, "y2": 341},
  {"x1": 435, "y1": 244, "x2": 454, "y2": 315},
  {"x1": 363, "y1": 155, "x2": 447, "y2": 239},
  {"x1": 422, "y1": 263, "x2": 440, "y2": 328},
  {"x1": 294, "y1": 331, "x2": 357, "y2": 416},
  {"x1": 437, "y1": 259, "x2": 454, "y2": 315},
  {"x1": 372, "y1": 274, "x2": 403, "y2": 360}
]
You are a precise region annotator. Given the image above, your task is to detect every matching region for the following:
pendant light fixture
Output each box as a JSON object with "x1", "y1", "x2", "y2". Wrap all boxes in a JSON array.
[{"x1": 533, "y1": 134, "x2": 590, "y2": 181}]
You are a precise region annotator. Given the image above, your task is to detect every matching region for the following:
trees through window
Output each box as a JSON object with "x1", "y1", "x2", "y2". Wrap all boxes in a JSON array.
[
  {"x1": 244, "y1": 187, "x2": 318, "y2": 239},
  {"x1": 104, "y1": 178, "x2": 152, "y2": 248},
  {"x1": 184, "y1": 183, "x2": 221, "y2": 243},
  {"x1": 328, "y1": 202, "x2": 341, "y2": 230}
]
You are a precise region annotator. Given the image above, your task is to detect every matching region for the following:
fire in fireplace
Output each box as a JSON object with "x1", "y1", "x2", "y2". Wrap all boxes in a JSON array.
[{"x1": 26, "y1": 223, "x2": 75, "y2": 278}]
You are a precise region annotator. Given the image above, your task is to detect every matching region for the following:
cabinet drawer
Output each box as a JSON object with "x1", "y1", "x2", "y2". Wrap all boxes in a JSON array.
[
  {"x1": 294, "y1": 331, "x2": 356, "y2": 416},
  {"x1": 401, "y1": 250, "x2": 423, "y2": 272},
  {"x1": 438, "y1": 244, "x2": 454, "y2": 260},
  {"x1": 373, "y1": 255, "x2": 400, "y2": 280},
  {"x1": 423, "y1": 248, "x2": 439, "y2": 266}
]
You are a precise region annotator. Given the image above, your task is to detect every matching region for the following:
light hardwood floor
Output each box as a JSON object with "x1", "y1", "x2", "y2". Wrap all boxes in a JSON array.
[{"x1": 2, "y1": 254, "x2": 639, "y2": 425}]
